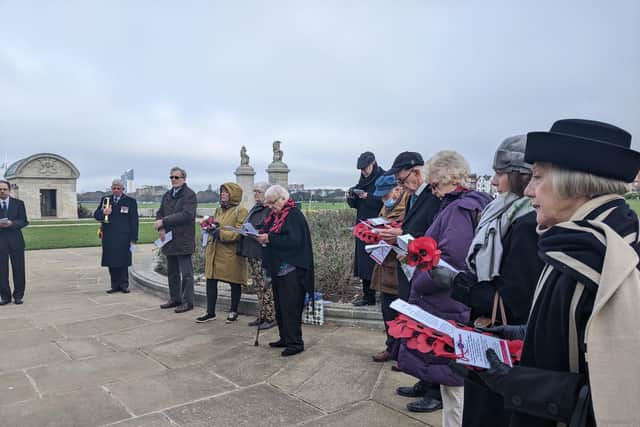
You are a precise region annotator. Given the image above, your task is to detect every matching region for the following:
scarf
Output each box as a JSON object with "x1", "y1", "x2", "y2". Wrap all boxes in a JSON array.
[
  {"x1": 356, "y1": 165, "x2": 384, "y2": 189},
  {"x1": 262, "y1": 198, "x2": 297, "y2": 233},
  {"x1": 466, "y1": 193, "x2": 533, "y2": 282}
]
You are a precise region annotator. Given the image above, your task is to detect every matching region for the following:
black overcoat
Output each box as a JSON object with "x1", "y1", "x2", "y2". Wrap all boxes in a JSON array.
[
  {"x1": 0, "y1": 197, "x2": 28, "y2": 252},
  {"x1": 94, "y1": 194, "x2": 139, "y2": 267},
  {"x1": 347, "y1": 166, "x2": 384, "y2": 281},
  {"x1": 238, "y1": 203, "x2": 270, "y2": 259},
  {"x1": 156, "y1": 185, "x2": 197, "y2": 256},
  {"x1": 451, "y1": 211, "x2": 543, "y2": 427}
]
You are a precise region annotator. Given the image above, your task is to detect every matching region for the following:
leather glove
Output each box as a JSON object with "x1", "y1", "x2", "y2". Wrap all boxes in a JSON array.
[
  {"x1": 477, "y1": 348, "x2": 512, "y2": 395},
  {"x1": 479, "y1": 324, "x2": 527, "y2": 340},
  {"x1": 430, "y1": 266, "x2": 459, "y2": 289}
]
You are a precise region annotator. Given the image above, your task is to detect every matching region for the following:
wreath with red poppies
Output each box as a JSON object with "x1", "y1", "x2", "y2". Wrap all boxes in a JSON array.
[{"x1": 406, "y1": 236, "x2": 441, "y2": 271}]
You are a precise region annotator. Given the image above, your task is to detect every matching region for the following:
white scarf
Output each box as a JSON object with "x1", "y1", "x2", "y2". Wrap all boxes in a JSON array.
[{"x1": 466, "y1": 193, "x2": 533, "y2": 282}]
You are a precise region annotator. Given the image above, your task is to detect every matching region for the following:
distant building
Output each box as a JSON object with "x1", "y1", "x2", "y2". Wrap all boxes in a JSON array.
[
  {"x1": 288, "y1": 183, "x2": 305, "y2": 191},
  {"x1": 475, "y1": 174, "x2": 495, "y2": 196},
  {"x1": 135, "y1": 185, "x2": 168, "y2": 202},
  {"x1": 121, "y1": 168, "x2": 135, "y2": 194}
]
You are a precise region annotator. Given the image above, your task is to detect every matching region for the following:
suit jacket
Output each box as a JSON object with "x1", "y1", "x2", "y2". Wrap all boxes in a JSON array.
[
  {"x1": 401, "y1": 185, "x2": 441, "y2": 238},
  {"x1": 94, "y1": 194, "x2": 139, "y2": 267},
  {"x1": 0, "y1": 197, "x2": 28, "y2": 251}
]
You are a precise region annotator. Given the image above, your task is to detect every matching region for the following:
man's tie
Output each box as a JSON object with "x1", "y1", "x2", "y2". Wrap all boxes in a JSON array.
[
  {"x1": 409, "y1": 194, "x2": 418, "y2": 210},
  {"x1": 1, "y1": 201, "x2": 6, "y2": 216}
]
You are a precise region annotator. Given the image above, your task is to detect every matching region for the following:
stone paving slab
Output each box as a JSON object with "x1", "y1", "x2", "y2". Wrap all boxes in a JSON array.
[
  {"x1": 54, "y1": 337, "x2": 117, "y2": 360},
  {"x1": 165, "y1": 383, "x2": 323, "y2": 427},
  {"x1": 0, "y1": 247, "x2": 441, "y2": 426},
  {"x1": 26, "y1": 351, "x2": 166, "y2": 395},
  {"x1": 0, "y1": 387, "x2": 130, "y2": 427},
  {"x1": 55, "y1": 314, "x2": 151, "y2": 338},
  {"x1": 106, "y1": 365, "x2": 236, "y2": 416},
  {"x1": 0, "y1": 371, "x2": 37, "y2": 406},
  {"x1": 104, "y1": 413, "x2": 177, "y2": 427}
]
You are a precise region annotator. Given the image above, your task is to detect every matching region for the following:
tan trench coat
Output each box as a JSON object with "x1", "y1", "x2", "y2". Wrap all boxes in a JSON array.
[
  {"x1": 204, "y1": 183, "x2": 248, "y2": 285},
  {"x1": 370, "y1": 192, "x2": 407, "y2": 295}
]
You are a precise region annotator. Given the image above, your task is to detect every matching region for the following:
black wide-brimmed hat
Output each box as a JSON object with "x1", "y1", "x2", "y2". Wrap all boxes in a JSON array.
[{"x1": 525, "y1": 119, "x2": 640, "y2": 182}]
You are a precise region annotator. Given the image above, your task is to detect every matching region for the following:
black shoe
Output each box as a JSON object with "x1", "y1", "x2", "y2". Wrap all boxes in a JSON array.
[
  {"x1": 248, "y1": 318, "x2": 262, "y2": 327},
  {"x1": 397, "y1": 381, "x2": 430, "y2": 398},
  {"x1": 281, "y1": 347, "x2": 304, "y2": 357},
  {"x1": 121, "y1": 289, "x2": 130, "y2": 294},
  {"x1": 174, "y1": 303, "x2": 193, "y2": 313},
  {"x1": 106, "y1": 289, "x2": 119, "y2": 294},
  {"x1": 225, "y1": 311, "x2": 238, "y2": 323},
  {"x1": 406, "y1": 397, "x2": 443, "y2": 413},
  {"x1": 258, "y1": 320, "x2": 277, "y2": 330},
  {"x1": 0, "y1": 299, "x2": 11, "y2": 305},
  {"x1": 352, "y1": 298, "x2": 376, "y2": 306},
  {"x1": 14, "y1": 299, "x2": 23, "y2": 305},
  {"x1": 196, "y1": 313, "x2": 216, "y2": 323},
  {"x1": 160, "y1": 301, "x2": 180, "y2": 309},
  {"x1": 269, "y1": 340, "x2": 287, "y2": 348}
]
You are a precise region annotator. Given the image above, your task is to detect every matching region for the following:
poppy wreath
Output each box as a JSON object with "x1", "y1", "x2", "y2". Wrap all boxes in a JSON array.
[
  {"x1": 200, "y1": 216, "x2": 219, "y2": 232},
  {"x1": 353, "y1": 222, "x2": 382, "y2": 244},
  {"x1": 387, "y1": 314, "x2": 523, "y2": 365},
  {"x1": 406, "y1": 236, "x2": 441, "y2": 271}
]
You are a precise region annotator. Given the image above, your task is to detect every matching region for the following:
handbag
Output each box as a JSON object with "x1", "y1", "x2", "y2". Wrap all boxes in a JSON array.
[
  {"x1": 473, "y1": 291, "x2": 508, "y2": 328},
  {"x1": 302, "y1": 292, "x2": 324, "y2": 325}
]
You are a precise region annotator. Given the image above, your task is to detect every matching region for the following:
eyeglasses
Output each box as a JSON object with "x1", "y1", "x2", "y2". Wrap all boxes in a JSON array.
[
  {"x1": 430, "y1": 182, "x2": 440, "y2": 190},
  {"x1": 169, "y1": 176, "x2": 184, "y2": 180},
  {"x1": 253, "y1": 190, "x2": 264, "y2": 193},
  {"x1": 397, "y1": 170, "x2": 414, "y2": 185}
]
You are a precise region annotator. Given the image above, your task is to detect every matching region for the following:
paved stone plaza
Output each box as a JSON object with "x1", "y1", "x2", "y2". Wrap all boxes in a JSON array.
[{"x1": 0, "y1": 246, "x2": 442, "y2": 427}]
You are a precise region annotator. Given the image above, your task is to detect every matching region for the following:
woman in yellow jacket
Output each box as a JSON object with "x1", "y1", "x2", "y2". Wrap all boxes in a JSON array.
[{"x1": 196, "y1": 182, "x2": 248, "y2": 323}]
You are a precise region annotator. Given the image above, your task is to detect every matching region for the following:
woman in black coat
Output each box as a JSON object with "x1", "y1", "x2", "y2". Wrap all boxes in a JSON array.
[
  {"x1": 254, "y1": 185, "x2": 314, "y2": 357},
  {"x1": 430, "y1": 135, "x2": 543, "y2": 427},
  {"x1": 347, "y1": 151, "x2": 384, "y2": 305}
]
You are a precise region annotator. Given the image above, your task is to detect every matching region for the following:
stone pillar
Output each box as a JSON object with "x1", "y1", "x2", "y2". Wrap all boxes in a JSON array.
[
  {"x1": 234, "y1": 146, "x2": 256, "y2": 210},
  {"x1": 266, "y1": 140, "x2": 290, "y2": 188}
]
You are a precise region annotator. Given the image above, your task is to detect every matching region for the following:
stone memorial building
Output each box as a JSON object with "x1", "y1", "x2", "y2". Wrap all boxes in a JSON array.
[{"x1": 4, "y1": 153, "x2": 80, "y2": 219}]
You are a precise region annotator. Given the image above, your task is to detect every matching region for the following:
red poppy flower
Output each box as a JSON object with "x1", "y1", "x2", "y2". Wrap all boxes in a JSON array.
[
  {"x1": 353, "y1": 222, "x2": 381, "y2": 244},
  {"x1": 407, "y1": 237, "x2": 441, "y2": 271}
]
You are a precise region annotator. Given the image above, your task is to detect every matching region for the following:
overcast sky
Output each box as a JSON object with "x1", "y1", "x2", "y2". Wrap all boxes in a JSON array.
[{"x1": 1, "y1": 1, "x2": 639, "y2": 192}]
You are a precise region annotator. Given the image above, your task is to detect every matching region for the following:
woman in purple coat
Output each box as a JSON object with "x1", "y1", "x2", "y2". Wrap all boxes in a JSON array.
[{"x1": 396, "y1": 150, "x2": 492, "y2": 427}]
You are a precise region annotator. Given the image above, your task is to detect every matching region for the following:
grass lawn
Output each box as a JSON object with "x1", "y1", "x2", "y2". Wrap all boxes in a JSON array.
[{"x1": 24, "y1": 222, "x2": 161, "y2": 250}]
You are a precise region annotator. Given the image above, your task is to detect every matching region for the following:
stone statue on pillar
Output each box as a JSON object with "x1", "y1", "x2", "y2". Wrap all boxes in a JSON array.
[
  {"x1": 235, "y1": 146, "x2": 256, "y2": 210},
  {"x1": 267, "y1": 140, "x2": 290, "y2": 187}
]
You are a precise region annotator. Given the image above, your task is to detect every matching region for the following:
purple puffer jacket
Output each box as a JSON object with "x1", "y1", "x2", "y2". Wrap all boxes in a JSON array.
[{"x1": 398, "y1": 190, "x2": 492, "y2": 386}]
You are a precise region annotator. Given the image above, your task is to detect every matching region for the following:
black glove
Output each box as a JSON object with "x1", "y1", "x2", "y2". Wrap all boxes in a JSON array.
[
  {"x1": 479, "y1": 324, "x2": 527, "y2": 340},
  {"x1": 477, "y1": 348, "x2": 512, "y2": 395},
  {"x1": 211, "y1": 228, "x2": 221, "y2": 241},
  {"x1": 430, "y1": 266, "x2": 458, "y2": 289}
]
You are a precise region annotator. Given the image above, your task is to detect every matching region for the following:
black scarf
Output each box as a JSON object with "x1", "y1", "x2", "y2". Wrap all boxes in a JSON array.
[{"x1": 356, "y1": 165, "x2": 384, "y2": 189}]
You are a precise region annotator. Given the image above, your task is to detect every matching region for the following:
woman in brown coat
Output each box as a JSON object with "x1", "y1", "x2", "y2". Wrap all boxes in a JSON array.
[
  {"x1": 196, "y1": 182, "x2": 248, "y2": 323},
  {"x1": 369, "y1": 175, "x2": 407, "y2": 362}
]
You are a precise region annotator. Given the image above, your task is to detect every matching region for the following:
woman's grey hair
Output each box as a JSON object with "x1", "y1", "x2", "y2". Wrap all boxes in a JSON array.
[
  {"x1": 170, "y1": 166, "x2": 187, "y2": 179},
  {"x1": 111, "y1": 179, "x2": 125, "y2": 188},
  {"x1": 426, "y1": 150, "x2": 470, "y2": 188},
  {"x1": 254, "y1": 181, "x2": 270, "y2": 193},
  {"x1": 542, "y1": 163, "x2": 631, "y2": 199},
  {"x1": 265, "y1": 184, "x2": 289, "y2": 202}
]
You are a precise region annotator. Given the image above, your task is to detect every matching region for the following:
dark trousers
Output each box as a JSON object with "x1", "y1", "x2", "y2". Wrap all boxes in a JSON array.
[
  {"x1": 108, "y1": 266, "x2": 129, "y2": 291},
  {"x1": 166, "y1": 254, "x2": 194, "y2": 305},
  {"x1": 397, "y1": 266, "x2": 410, "y2": 301},
  {"x1": 362, "y1": 279, "x2": 376, "y2": 303},
  {"x1": 380, "y1": 292, "x2": 398, "y2": 351},
  {"x1": 272, "y1": 269, "x2": 306, "y2": 351},
  {"x1": 0, "y1": 247, "x2": 25, "y2": 301},
  {"x1": 205, "y1": 279, "x2": 241, "y2": 315}
]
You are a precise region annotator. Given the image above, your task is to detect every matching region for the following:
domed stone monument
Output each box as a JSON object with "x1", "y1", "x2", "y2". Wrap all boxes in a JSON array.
[{"x1": 4, "y1": 153, "x2": 80, "y2": 219}]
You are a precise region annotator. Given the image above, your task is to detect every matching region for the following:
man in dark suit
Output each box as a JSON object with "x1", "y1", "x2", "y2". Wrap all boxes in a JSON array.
[
  {"x1": 0, "y1": 180, "x2": 29, "y2": 305},
  {"x1": 94, "y1": 179, "x2": 139, "y2": 294},
  {"x1": 155, "y1": 167, "x2": 197, "y2": 313},
  {"x1": 377, "y1": 152, "x2": 441, "y2": 300}
]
